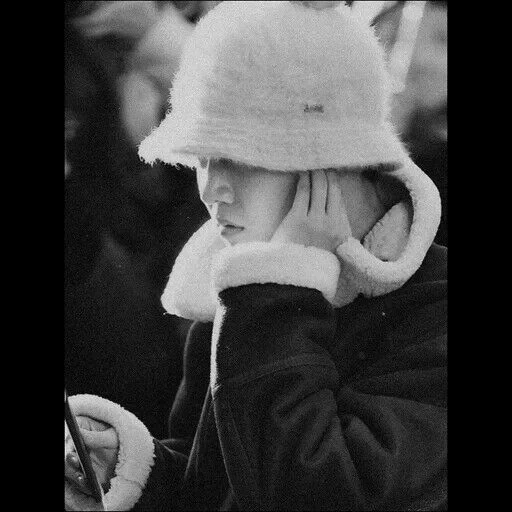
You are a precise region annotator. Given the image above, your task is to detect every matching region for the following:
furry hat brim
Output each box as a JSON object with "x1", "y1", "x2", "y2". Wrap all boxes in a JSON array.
[
  {"x1": 139, "y1": 115, "x2": 409, "y2": 172},
  {"x1": 138, "y1": 1, "x2": 410, "y2": 171}
]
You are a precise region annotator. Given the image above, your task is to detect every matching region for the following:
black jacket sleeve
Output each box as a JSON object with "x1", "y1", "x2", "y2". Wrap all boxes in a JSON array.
[
  {"x1": 211, "y1": 283, "x2": 447, "y2": 511},
  {"x1": 131, "y1": 438, "x2": 188, "y2": 511},
  {"x1": 131, "y1": 321, "x2": 214, "y2": 511}
]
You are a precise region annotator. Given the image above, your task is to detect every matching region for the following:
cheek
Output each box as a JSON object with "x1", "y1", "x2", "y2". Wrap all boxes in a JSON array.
[{"x1": 260, "y1": 175, "x2": 297, "y2": 231}]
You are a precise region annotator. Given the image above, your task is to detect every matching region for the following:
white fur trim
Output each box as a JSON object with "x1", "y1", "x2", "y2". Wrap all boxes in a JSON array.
[
  {"x1": 68, "y1": 394, "x2": 155, "y2": 511},
  {"x1": 211, "y1": 242, "x2": 341, "y2": 303},
  {"x1": 138, "y1": 1, "x2": 408, "y2": 171},
  {"x1": 335, "y1": 160, "x2": 441, "y2": 299},
  {"x1": 160, "y1": 160, "x2": 441, "y2": 320},
  {"x1": 161, "y1": 219, "x2": 224, "y2": 321}
]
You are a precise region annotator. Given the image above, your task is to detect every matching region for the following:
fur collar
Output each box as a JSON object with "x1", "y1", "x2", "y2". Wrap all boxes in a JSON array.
[{"x1": 161, "y1": 160, "x2": 441, "y2": 321}]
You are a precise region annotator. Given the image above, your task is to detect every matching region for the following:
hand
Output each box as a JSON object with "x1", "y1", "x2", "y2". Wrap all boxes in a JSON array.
[
  {"x1": 65, "y1": 481, "x2": 105, "y2": 511},
  {"x1": 271, "y1": 170, "x2": 352, "y2": 252},
  {"x1": 65, "y1": 416, "x2": 119, "y2": 510}
]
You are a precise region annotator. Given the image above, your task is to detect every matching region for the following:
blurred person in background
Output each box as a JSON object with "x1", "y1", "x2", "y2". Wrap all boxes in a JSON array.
[
  {"x1": 372, "y1": 0, "x2": 447, "y2": 245},
  {"x1": 65, "y1": 2, "x2": 446, "y2": 510},
  {"x1": 400, "y1": 2, "x2": 447, "y2": 246},
  {"x1": 65, "y1": 1, "x2": 207, "y2": 438}
]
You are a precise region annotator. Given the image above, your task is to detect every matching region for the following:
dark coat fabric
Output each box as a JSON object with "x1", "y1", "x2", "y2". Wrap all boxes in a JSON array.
[{"x1": 133, "y1": 244, "x2": 447, "y2": 511}]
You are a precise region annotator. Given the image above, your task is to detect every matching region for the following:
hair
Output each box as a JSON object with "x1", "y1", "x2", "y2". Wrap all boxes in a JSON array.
[{"x1": 360, "y1": 163, "x2": 399, "y2": 180}]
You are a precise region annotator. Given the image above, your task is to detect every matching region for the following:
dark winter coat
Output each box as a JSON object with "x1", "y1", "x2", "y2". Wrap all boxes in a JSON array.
[{"x1": 131, "y1": 243, "x2": 447, "y2": 511}]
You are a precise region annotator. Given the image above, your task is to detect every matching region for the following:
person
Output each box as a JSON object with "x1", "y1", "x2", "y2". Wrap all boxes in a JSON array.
[{"x1": 65, "y1": 1, "x2": 447, "y2": 510}]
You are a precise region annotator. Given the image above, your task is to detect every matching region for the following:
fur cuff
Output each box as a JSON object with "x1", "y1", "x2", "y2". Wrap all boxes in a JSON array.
[
  {"x1": 211, "y1": 242, "x2": 341, "y2": 303},
  {"x1": 68, "y1": 394, "x2": 155, "y2": 511}
]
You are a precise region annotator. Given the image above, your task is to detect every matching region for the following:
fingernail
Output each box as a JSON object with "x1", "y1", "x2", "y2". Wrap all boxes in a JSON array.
[{"x1": 68, "y1": 453, "x2": 79, "y2": 467}]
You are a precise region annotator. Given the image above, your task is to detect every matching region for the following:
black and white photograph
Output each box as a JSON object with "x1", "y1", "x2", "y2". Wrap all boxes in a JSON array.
[{"x1": 64, "y1": 1, "x2": 447, "y2": 510}]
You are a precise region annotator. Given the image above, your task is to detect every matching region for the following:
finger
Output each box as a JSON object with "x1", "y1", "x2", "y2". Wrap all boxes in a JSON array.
[
  {"x1": 80, "y1": 427, "x2": 118, "y2": 449},
  {"x1": 65, "y1": 421, "x2": 72, "y2": 445},
  {"x1": 326, "y1": 170, "x2": 343, "y2": 215},
  {"x1": 326, "y1": 171, "x2": 352, "y2": 243},
  {"x1": 65, "y1": 451, "x2": 81, "y2": 472},
  {"x1": 310, "y1": 170, "x2": 328, "y2": 215},
  {"x1": 65, "y1": 434, "x2": 75, "y2": 455},
  {"x1": 291, "y1": 172, "x2": 310, "y2": 213},
  {"x1": 65, "y1": 460, "x2": 91, "y2": 496},
  {"x1": 77, "y1": 416, "x2": 111, "y2": 432},
  {"x1": 65, "y1": 430, "x2": 79, "y2": 461},
  {"x1": 65, "y1": 481, "x2": 103, "y2": 511}
]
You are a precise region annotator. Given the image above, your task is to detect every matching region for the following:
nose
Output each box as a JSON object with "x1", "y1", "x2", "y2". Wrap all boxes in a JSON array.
[{"x1": 198, "y1": 163, "x2": 235, "y2": 206}]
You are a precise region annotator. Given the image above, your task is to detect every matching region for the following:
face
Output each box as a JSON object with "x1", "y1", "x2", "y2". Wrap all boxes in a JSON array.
[{"x1": 196, "y1": 157, "x2": 297, "y2": 245}]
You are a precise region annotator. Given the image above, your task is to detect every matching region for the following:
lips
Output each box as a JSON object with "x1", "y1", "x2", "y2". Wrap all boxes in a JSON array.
[
  {"x1": 216, "y1": 218, "x2": 243, "y2": 229},
  {"x1": 220, "y1": 225, "x2": 244, "y2": 235},
  {"x1": 216, "y1": 218, "x2": 244, "y2": 239}
]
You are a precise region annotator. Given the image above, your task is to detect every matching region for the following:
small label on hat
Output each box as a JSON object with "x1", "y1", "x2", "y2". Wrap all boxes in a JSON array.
[{"x1": 304, "y1": 103, "x2": 324, "y2": 113}]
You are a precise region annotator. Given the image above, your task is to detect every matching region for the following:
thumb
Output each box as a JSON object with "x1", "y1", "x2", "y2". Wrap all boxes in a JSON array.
[{"x1": 80, "y1": 427, "x2": 119, "y2": 449}]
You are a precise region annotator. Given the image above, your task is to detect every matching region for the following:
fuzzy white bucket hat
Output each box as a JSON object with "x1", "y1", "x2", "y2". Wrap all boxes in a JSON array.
[
  {"x1": 138, "y1": 0, "x2": 409, "y2": 171},
  {"x1": 137, "y1": 1, "x2": 441, "y2": 322}
]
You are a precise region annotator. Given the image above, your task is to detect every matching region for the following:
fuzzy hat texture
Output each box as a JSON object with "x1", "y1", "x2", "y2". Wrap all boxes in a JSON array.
[
  {"x1": 138, "y1": 0, "x2": 409, "y2": 171},
  {"x1": 138, "y1": 1, "x2": 442, "y2": 321}
]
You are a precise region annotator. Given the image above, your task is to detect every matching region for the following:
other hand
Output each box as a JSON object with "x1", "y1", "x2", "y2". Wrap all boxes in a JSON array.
[
  {"x1": 65, "y1": 416, "x2": 119, "y2": 510},
  {"x1": 271, "y1": 170, "x2": 352, "y2": 252}
]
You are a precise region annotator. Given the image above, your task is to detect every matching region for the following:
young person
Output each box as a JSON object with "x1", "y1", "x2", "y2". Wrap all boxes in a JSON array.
[{"x1": 65, "y1": 2, "x2": 447, "y2": 510}]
